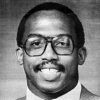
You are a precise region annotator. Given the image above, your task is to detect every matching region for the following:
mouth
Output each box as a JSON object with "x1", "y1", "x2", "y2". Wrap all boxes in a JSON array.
[
  {"x1": 40, "y1": 68, "x2": 61, "y2": 81},
  {"x1": 41, "y1": 68, "x2": 58, "y2": 72},
  {"x1": 35, "y1": 62, "x2": 65, "y2": 72},
  {"x1": 34, "y1": 62, "x2": 65, "y2": 81}
]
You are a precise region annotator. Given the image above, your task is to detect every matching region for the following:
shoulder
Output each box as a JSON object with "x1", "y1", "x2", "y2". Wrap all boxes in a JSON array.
[
  {"x1": 80, "y1": 85, "x2": 100, "y2": 100},
  {"x1": 16, "y1": 96, "x2": 26, "y2": 100}
]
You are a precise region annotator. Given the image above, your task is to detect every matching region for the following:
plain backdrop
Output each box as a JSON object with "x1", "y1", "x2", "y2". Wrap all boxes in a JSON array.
[{"x1": 0, "y1": 0, "x2": 100, "y2": 99}]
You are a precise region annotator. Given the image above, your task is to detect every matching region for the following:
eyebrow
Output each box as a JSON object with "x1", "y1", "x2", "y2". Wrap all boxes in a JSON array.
[{"x1": 27, "y1": 33, "x2": 72, "y2": 38}]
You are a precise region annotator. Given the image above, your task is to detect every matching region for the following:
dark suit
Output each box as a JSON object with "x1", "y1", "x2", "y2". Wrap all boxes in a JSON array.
[{"x1": 17, "y1": 85, "x2": 100, "y2": 100}]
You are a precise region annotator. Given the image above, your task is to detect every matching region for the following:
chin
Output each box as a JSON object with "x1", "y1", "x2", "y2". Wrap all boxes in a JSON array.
[
  {"x1": 39, "y1": 87, "x2": 62, "y2": 94},
  {"x1": 36, "y1": 81, "x2": 65, "y2": 93}
]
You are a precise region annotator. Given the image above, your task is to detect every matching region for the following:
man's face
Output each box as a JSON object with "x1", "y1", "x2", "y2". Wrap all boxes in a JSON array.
[{"x1": 19, "y1": 10, "x2": 81, "y2": 93}]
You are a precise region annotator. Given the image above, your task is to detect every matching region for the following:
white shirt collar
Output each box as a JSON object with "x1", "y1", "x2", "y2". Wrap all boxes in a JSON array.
[{"x1": 26, "y1": 82, "x2": 81, "y2": 100}]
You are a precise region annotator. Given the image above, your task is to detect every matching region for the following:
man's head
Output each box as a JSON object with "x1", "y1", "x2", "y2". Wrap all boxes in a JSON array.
[{"x1": 16, "y1": 2, "x2": 87, "y2": 99}]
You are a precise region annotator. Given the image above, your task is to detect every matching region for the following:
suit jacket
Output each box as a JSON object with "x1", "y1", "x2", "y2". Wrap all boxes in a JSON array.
[{"x1": 17, "y1": 85, "x2": 100, "y2": 100}]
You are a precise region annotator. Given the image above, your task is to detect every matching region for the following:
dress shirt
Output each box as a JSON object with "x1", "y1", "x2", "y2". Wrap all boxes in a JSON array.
[{"x1": 26, "y1": 82, "x2": 81, "y2": 100}]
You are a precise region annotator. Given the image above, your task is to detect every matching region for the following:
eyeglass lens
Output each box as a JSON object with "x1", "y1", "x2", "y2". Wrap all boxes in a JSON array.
[{"x1": 24, "y1": 34, "x2": 74, "y2": 56}]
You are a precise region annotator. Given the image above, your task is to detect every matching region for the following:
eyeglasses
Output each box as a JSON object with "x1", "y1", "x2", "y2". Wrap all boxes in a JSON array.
[{"x1": 22, "y1": 34, "x2": 75, "y2": 57}]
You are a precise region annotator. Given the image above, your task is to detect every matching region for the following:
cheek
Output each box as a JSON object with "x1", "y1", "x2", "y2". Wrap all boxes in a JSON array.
[
  {"x1": 59, "y1": 53, "x2": 78, "y2": 73},
  {"x1": 22, "y1": 54, "x2": 40, "y2": 74}
]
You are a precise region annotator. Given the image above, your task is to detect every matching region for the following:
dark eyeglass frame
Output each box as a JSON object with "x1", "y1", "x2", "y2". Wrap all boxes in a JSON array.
[{"x1": 21, "y1": 34, "x2": 76, "y2": 57}]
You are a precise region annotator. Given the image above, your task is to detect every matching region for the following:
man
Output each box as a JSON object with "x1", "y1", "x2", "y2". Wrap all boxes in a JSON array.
[{"x1": 16, "y1": 2, "x2": 100, "y2": 100}]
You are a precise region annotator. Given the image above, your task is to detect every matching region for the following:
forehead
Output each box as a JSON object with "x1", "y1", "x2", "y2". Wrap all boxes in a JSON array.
[{"x1": 23, "y1": 10, "x2": 76, "y2": 41}]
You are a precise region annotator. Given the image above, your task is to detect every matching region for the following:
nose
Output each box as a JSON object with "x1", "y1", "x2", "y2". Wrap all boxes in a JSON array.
[{"x1": 41, "y1": 43, "x2": 59, "y2": 61}]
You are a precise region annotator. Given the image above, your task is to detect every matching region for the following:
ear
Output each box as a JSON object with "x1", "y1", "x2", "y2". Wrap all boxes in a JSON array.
[
  {"x1": 16, "y1": 47, "x2": 23, "y2": 65},
  {"x1": 78, "y1": 47, "x2": 87, "y2": 65}
]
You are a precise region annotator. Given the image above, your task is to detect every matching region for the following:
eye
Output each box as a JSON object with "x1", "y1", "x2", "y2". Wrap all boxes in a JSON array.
[
  {"x1": 31, "y1": 41, "x2": 40, "y2": 46},
  {"x1": 25, "y1": 36, "x2": 46, "y2": 50},
  {"x1": 56, "y1": 41, "x2": 69, "y2": 47},
  {"x1": 29, "y1": 40, "x2": 45, "y2": 49},
  {"x1": 31, "y1": 40, "x2": 41, "y2": 46}
]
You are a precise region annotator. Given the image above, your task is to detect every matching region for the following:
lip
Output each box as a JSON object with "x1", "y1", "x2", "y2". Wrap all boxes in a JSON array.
[
  {"x1": 39, "y1": 68, "x2": 61, "y2": 81},
  {"x1": 40, "y1": 68, "x2": 59, "y2": 72},
  {"x1": 37, "y1": 63, "x2": 58, "y2": 70},
  {"x1": 43, "y1": 63, "x2": 62, "y2": 70}
]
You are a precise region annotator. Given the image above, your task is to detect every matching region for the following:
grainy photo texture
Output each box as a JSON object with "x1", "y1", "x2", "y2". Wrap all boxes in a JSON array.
[{"x1": 0, "y1": 0, "x2": 100, "y2": 100}]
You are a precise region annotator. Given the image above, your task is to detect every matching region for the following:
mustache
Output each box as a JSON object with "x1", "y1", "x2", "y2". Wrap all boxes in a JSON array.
[{"x1": 34, "y1": 60, "x2": 65, "y2": 72}]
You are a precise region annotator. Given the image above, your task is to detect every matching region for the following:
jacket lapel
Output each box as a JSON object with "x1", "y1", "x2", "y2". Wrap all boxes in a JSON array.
[{"x1": 80, "y1": 85, "x2": 99, "y2": 100}]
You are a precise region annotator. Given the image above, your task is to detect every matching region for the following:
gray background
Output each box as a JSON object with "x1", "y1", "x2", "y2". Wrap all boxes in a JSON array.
[{"x1": 0, "y1": 0, "x2": 100, "y2": 99}]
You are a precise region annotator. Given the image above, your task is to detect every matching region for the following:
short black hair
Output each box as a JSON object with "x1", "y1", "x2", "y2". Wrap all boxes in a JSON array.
[{"x1": 17, "y1": 2, "x2": 85, "y2": 48}]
